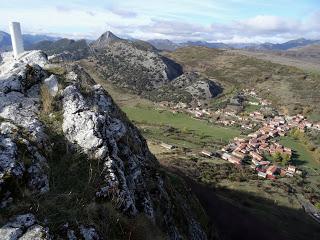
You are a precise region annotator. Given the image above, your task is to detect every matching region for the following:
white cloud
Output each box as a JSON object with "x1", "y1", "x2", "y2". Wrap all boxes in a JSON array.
[
  {"x1": 237, "y1": 15, "x2": 299, "y2": 33},
  {"x1": 0, "y1": 3, "x2": 319, "y2": 43}
]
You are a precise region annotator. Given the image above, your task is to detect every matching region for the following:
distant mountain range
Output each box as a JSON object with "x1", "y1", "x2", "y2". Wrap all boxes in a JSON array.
[
  {"x1": 1, "y1": 29, "x2": 320, "y2": 54},
  {"x1": 249, "y1": 38, "x2": 320, "y2": 51},
  {"x1": 147, "y1": 38, "x2": 320, "y2": 52}
]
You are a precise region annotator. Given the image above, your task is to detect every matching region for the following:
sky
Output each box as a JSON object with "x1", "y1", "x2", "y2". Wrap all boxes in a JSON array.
[{"x1": 0, "y1": 0, "x2": 319, "y2": 43}]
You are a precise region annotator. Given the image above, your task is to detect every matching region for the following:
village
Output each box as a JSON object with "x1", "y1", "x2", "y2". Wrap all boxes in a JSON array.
[{"x1": 158, "y1": 89, "x2": 320, "y2": 181}]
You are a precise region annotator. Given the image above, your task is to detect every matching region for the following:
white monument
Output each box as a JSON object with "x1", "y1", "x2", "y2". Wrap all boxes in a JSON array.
[{"x1": 9, "y1": 22, "x2": 24, "y2": 59}]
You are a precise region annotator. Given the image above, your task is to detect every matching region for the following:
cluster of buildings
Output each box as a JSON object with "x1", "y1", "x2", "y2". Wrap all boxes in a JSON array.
[
  {"x1": 286, "y1": 114, "x2": 319, "y2": 132},
  {"x1": 157, "y1": 91, "x2": 319, "y2": 181},
  {"x1": 217, "y1": 112, "x2": 313, "y2": 179}
]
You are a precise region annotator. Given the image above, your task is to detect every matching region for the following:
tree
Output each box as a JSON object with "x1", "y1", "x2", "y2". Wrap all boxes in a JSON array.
[
  {"x1": 315, "y1": 202, "x2": 320, "y2": 210},
  {"x1": 282, "y1": 153, "x2": 291, "y2": 165},
  {"x1": 272, "y1": 152, "x2": 282, "y2": 162}
]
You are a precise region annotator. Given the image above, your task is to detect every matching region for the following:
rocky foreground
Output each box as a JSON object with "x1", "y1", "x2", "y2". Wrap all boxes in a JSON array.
[{"x1": 0, "y1": 51, "x2": 208, "y2": 239}]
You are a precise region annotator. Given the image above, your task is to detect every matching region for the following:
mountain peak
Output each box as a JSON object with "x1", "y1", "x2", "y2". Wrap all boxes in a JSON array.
[{"x1": 93, "y1": 31, "x2": 122, "y2": 48}]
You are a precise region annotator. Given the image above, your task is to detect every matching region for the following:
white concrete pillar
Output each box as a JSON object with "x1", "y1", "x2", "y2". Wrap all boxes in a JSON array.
[{"x1": 9, "y1": 22, "x2": 24, "y2": 59}]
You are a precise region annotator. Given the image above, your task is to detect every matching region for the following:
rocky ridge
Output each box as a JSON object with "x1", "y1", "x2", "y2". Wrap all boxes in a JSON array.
[{"x1": 0, "y1": 51, "x2": 208, "y2": 239}]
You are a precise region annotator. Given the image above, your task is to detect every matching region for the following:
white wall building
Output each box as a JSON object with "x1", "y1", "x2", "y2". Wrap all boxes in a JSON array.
[{"x1": 9, "y1": 22, "x2": 24, "y2": 59}]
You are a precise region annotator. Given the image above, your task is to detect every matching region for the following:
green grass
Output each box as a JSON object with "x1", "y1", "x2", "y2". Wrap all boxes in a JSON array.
[
  {"x1": 123, "y1": 106, "x2": 240, "y2": 142},
  {"x1": 280, "y1": 136, "x2": 317, "y2": 169},
  {"x1": 308, "y1": 112, "x2": 320, "y2": 122},
  {"x1": 244, "y1": 104, "x2": 261, "y2": 113}
]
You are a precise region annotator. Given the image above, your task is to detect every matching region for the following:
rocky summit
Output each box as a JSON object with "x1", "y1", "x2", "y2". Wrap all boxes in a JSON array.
[{"x1": 0, "y1": 51, "x2": 208, "y2": 239}]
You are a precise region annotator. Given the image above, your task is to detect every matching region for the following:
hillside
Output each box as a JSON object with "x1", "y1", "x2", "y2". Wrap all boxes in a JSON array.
[
  {"x1": 0, "y1": 51, "x2": 208, "y2": 239},
  {"x1": 166, "y1": 47, "x2": 320, "y2": 114},
  {"x1": 288, "y1": 44, "x2": 320, "y2": 60},
  {"x1": 88, "y1": 31, "x2": 229, "y2": 104},
  {"x1": 232, "y1": 48, "x2": 320, "y2": 73}
]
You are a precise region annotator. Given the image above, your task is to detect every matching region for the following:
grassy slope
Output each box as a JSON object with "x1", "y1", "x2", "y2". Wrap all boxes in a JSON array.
[
  {"x1": 166, "y1": 47, "x2": 320, "y2": 115},
  {"x1": 122, "y1": 106, "x2": 240, "y2": 142},
  {"x1": 280, "y1": 136, "x2": 318, "y2": 169}
]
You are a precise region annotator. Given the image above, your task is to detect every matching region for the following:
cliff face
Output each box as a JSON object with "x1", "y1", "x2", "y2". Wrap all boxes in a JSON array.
[{"x1": 0, "y1": 51, "x2": 207, "y2": 240}]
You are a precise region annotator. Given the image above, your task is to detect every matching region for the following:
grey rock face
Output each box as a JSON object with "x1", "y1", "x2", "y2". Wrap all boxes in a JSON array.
[
  {"x1": 0, "y1": 51, "x2": 48, "y2": 144},
  {"x1": 0, "y1": 121, "x2": 49, "y2": 208},
  {"x1": 185, "y1": 80, "x2": 222, "y2": 99},
  {"x1": 62, "y1": 84, "x2": 152, "y2": 216},
  {"x1": 0, "y1": 135, "x2": 23, "y2": 184}
]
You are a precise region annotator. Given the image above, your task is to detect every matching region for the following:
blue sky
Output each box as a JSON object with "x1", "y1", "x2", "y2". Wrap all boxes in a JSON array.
[{"x1": 0, "y1": 0, "x2": 319, "y2": 43}]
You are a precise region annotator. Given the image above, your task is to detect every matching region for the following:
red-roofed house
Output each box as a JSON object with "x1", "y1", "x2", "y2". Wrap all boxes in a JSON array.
[{"x1": 266, "y1": 165, "x2": 279, "y2": 176}]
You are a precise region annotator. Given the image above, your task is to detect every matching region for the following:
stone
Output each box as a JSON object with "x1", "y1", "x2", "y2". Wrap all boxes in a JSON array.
[
  {"x1": 0, "y1": 135, "x2": 24, "y2": 184},
  {"x1": 18, "y1": 225, "x2": 50, "y2": 240},
  {"x1": 0, "y1": 122, "x2": 18, "y2": 135},
  {"x1": 0, "y1": 214, "x2": 50, "y2": 240},
  {"x1": 43, "y1": 74, "x2": 59, "y2": 96},
  {"x1": 79, "y1": 225, "x2": 100, "y2": 240},
  {"x1": 0, "y1": 51, "x2": 48, "y2": 144},
  {"x1": 0, "y1": 214, "x2": 36, "y2": 240}
]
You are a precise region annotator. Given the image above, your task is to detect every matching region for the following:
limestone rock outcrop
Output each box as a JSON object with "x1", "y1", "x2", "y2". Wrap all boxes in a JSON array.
[
  {"x1": 0, "y1": 51, "x2": 207, "y2": 240},
  {"x1": 0, "y1": 52, "x2": 50, "y2": 211}
]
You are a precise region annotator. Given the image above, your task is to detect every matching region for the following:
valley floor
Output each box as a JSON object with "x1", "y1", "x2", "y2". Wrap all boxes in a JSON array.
[{"x1": 79, "y1": 60, "x2": 320, "y2": 240}]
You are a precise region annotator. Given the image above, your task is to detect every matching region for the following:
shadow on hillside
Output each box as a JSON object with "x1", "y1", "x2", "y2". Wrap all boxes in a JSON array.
[
  {"x1": 168, "y1": 168, "x2": 320, "y2": 240},
  {"x1": 161, "y1": 56, "x2": 184, "y2": 80},
  {"x1": 291, "y1": 150, "x2": 307, "y2": 166}
]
